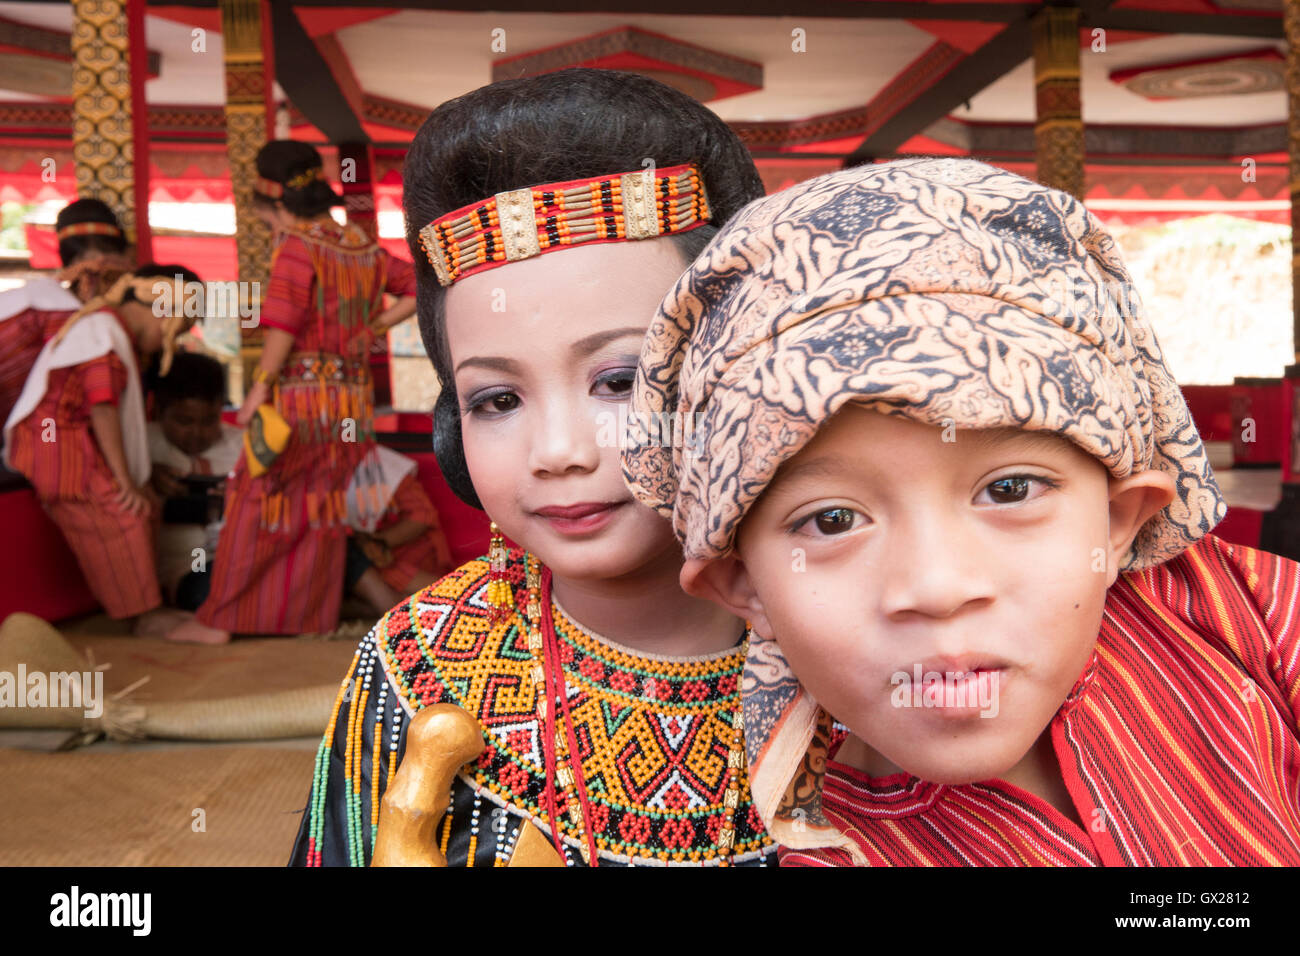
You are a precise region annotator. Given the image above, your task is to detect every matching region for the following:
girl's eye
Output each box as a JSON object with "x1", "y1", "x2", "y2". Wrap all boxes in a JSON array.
[
  {"x1": 794, "y1": 507, "x2": 860, "y2": 537},
  {"x1": 593, "y1": 369, "x2": 635, "y2": 398},
  {"x1": 464, "y1": 391, "x2": 519, "y2": 417},
  {"x1": 977, "y1": 475, "x2": 1057, "y2": 505}
]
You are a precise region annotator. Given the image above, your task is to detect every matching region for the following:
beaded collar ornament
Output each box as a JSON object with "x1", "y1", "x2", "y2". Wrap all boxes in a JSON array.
[
  {"x1": 56, "y1": 221, "x2": 123, "y2": 241},
  {"x1": 519, "y1": 552, "x2": 748, "y2": 867},
  {"x1": 417, "y1": 163, "x2": 711, "y2": 287}
]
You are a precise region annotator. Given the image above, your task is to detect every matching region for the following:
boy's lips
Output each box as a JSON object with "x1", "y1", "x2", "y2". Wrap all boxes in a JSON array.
[{"x1": 908, "y1": 654, "x2": 1011, "y2": 676}]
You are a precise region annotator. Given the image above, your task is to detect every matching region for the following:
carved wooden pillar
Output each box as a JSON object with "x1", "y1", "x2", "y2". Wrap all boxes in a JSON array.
[
  {"x1": 220, "y1": 0, "x2": 273, "y2": 291},
  {"x1": 1032, "y1": 4, "x2": 1084, "y2": 200},
  {"x1": 70, "y1": 0, "x2": 152, "y2": 261}
]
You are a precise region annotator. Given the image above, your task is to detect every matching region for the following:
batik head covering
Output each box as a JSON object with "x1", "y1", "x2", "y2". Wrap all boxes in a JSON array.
[{"x1": 620, "y1": 156, "x2": 1225, "y2": 858}]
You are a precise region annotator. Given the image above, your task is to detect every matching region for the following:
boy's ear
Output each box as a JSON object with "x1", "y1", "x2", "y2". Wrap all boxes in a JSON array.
[
  {"x1": 680, "y1": 556, "x2": 773, "y2": 639},
  {"x1": 1106, "y1": 469, "x2": 1177, "y2": 583}
]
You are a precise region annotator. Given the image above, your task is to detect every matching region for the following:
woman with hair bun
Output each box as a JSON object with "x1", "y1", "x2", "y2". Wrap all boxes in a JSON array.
[
  {"x1": 167, "y1": 141, "x2": 417, "y2": 644},
  {"x1": 290, "y1": 69, "x2": 777, "y2": 868}
]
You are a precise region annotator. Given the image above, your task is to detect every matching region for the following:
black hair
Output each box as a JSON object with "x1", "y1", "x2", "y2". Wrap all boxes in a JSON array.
[
  {"x1": 55, "y1": 198, "x2": 128, "y2": 267},
  {"x1": 403, "y1": 68, "x2": 764, "y2": 508},
  {"x1": 152, "y1": 350, "x2": 227, "y2": 409},
  {"x1": 127, "y1": 262, "x2": 205, "y2": 319},
  {"x1": 253, "y1": 140, "x2": 342, "y2": 218}
]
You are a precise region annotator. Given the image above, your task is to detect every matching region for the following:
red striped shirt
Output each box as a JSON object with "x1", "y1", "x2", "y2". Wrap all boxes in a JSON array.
[
  {"x1": 7, "y1": 350, "x2": 127, "y2": 500},
  {"x1": 0, "y1": 306, "x2": 74, "y2": 427},
  {"x1": 780, "y1": 535, "x2": 1300, "y2": 866}
]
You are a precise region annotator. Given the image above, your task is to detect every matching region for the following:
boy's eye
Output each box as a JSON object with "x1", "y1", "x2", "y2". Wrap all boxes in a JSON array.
[
  {"x1": 794, "y1": 507, "x2": 860, "y2": 537},
  {"x1": 977, "y1": 475, "x2": 1057, "y2": 505}
]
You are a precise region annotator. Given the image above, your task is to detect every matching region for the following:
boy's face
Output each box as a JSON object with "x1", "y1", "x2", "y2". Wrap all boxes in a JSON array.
[
  {"x1": 160, "y1": 397, "x2": 223, "y2": 457},
  {"x1": 444, "y1": 237, "x2": 689, "y2": 584},
  {"x1": 705, "y1": 405, "x2": 1166, "y2": 786}
]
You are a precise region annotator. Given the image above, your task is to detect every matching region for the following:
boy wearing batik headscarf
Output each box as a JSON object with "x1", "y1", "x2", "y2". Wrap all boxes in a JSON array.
[{"x1": 623, "y1": 158, "x2": 1300, "y2": 865}]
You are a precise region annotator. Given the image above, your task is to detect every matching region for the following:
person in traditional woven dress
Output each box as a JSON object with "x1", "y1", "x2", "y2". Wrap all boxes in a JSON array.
[
  {"x1": 624, "y1": 158, "x2": 1300, "y2": 866},
  {"x1": 0, "y1": 199, "x2": 133, "y2": 431},
  {"x1": 167, "y1": 141, "x2": 417, "y2": 644},
  {"x1": 290, "y1": 69, "x2": 778, "y2": 867},
  {"x1": 344, "y1": 444, "x2": 454, "y2": 615},
  {"x1": 4, "y1": 264, "x2": 201, "y2": 636}
]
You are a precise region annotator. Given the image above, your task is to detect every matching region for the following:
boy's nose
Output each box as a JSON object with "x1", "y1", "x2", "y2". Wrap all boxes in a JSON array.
[{"x1": 876, "y1": 511, "x2": 996, "y2": 621}]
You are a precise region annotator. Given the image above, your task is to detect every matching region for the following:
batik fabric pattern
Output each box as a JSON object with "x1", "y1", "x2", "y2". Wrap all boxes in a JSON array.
[
  {"x1": 623, "y1": 157, "x2": 1224, "y2": 570},
  {"x1": 291, "y1": 550, "x2": 776, "y2": 867},
  {"x1": 777, "y1": 535, "x2": 1300, "y2": 866},
  {"x1": 196, "y1": 222, "x2": 417, "y2": 634}
]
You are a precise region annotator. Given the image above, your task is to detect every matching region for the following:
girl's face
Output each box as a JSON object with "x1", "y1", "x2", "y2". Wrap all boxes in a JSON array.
[{"x1": 445, "y1": 237, "x2": 688, "y2": 582}]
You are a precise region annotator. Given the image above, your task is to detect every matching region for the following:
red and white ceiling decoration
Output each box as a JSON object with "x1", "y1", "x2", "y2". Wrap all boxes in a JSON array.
[
  {"x1": 0, "y1": 0, "x2": 1293, "y2": 245},
  {"x1": 492, "y1": 26, "x2": 762, "y2": 103},
  {"x1": 1111, "y1": 48, "x2": 1285, "y2": 100}
]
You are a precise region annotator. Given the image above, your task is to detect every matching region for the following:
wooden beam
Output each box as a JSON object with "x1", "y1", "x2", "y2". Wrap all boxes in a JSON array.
[
  {"x1": 267, "y1": 2, "x2": 366, "y2": 143},
  {"x1": 846, "y1": 18, "x2": 1033, "y2": 163},
  {"x1": 145, "y1": 0, "x2": 1284, "y2": 36}
]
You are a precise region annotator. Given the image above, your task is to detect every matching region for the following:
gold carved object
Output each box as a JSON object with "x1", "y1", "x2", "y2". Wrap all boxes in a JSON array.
[{"x1": 371, "y1": 702, "x2": 564, "y2": 867}]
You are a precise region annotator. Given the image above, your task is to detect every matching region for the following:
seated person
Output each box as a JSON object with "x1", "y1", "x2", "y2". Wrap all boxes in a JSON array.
[
  {"x1": 147, "y1": 350, "x2": 242, "y2": 606},
  {"x1": 622, "y1": 158, "x2": 1300, "y2": 865},
  {"x1": 344, "y1": 444, "x2": 453, "y2": 614}
]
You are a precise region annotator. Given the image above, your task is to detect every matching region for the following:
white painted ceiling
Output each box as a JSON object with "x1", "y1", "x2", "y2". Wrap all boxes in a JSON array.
[{"x1": 0, "y1": 3, "x2": 1288, "y2": 130}]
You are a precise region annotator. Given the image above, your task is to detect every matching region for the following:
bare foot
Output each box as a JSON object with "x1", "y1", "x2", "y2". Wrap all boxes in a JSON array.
[
  {"x1": 164, "y1": 618, "x2": 231, "y2": 645},
  {"x1": 132, "y1": 608, "x2": 194, "y2": 638}
]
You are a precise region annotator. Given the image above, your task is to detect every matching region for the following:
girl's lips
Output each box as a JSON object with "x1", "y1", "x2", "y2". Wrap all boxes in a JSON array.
[{"x1": 534, "y1": 501, "x2": 626, "y2": 535}]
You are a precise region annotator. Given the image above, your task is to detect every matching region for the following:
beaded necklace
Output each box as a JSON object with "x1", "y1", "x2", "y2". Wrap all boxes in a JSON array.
[{"x1": 519, "y1": 552, "x2": 748, "y2": 867}]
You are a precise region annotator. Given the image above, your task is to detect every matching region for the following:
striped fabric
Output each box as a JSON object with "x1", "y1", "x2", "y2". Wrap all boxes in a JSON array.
[
  {"x1": 0, "y1": 306, "x2": 75, "y2": 430},
  {"x1": 780, "y1": 535, "x2": 1300, "y2": 867},
  {"x1": 196, "y1": 229, "x2": 412, "y2": 635},
  {"x1": 7, "y1": 342, "x2": 160, "y2": 619},
  {"x1": 375, "y1": 472, "x2": 453, "y2": 593}
]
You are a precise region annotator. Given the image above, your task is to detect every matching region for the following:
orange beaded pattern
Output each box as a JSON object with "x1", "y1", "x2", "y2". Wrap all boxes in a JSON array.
[
  {"x1": 55, "y1": 221, "x2": 124, "y2": 241},
  {"x1": 374, "y1": 551, "x2": 772, "y2": 865},
  {"x1": 417, "y1": 164, "x2": 711, "y2": 287}
]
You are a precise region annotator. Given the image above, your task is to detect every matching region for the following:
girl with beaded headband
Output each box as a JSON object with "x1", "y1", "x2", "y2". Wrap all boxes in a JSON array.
[
  {"x1": 290, "y1": 68, "x2": 777, "y2": 868},
  {"x1": 166, "y1": 141, "x2": 419, "y2": 645},
  {"x1": 4, "y1": 263, "x2": 202, "y2": 636}
]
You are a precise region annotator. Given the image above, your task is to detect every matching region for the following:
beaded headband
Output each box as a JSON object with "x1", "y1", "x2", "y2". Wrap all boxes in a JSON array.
[
  {"x1": 254, "y1": 166, "x2": 325, "y2": 199},
  {"x1": 418, "y1": 163, "x2": 711, "y2": 287},
  {"x1": 56, "y1": 221, "x2": 123, "y2": 241}
]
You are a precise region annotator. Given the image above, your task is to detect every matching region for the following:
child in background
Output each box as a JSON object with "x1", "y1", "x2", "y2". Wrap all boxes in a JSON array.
[
  {"x1": 5, "y1": 265, "x2": 200, "y2": 635},
  {"x1": 344, "y1": 444, "x2": 454, "y2": 614},
  {"x1": 0, "y1": 199, "x2": 132, "y2": 429},
  {"x1": 147, "y1": 350, "x2": 242, "y2": 606},
  {"x1": 623, "y1": 158, "x2": 1300, "y2": 866}
]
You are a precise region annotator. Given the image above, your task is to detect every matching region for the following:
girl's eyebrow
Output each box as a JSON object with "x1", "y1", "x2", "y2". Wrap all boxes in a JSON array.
[
  {"x1": 569, "y1": 327, "x2": 647, "y2": 357},
  {"x1": 454, "y1": 355, "x2": 521, "y2": 374},
  {"x1": 454, "y1": 328, "x2": 646, "y2": 374}
]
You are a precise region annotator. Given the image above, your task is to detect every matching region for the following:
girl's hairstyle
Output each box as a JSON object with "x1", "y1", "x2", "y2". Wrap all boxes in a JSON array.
[
  {"x1": 252, "y1": 140, "x2": 342, "y2": 219},
  {"x1": 152, "y1": 350, "x2": 227, "y2": 409},
  {"x1": 55, "y1": 198, "x2": 128, "y2": 267},
  {"x1": 402, "y1": 68, "x2": 765, "y2": 507}
]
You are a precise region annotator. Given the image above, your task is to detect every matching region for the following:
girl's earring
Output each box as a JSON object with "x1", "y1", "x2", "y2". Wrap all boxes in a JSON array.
[{"x1": 486, "y1": 521, "x2": 513, "y2": 624}]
